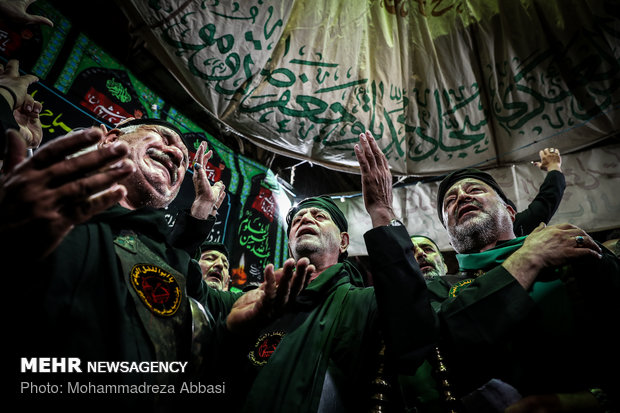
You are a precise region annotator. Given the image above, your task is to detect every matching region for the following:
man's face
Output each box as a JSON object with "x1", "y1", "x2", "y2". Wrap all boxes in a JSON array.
[
  {"x1": 111, "y1": 125, "x2": 188, "y2": 209},
  {"x1": 199, "y1": 249, "x2": 230, "y2": 291},
  {"x1": 288, "y1": 207, "x2": 345, "y2": 262},
  {"x1": 411, "y1": 236, "x2": 447, "y2": 278},
  {"x1": 441, "y1": 178, "x2": 514, "y2": 253}
]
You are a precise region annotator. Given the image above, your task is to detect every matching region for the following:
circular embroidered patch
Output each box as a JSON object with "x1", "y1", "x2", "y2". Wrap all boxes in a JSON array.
[
  {"x1": 448, "y1": 278, "x2": 474, "y2": 298},
  {"x1": 248, "y1": 331, "x2": 285, "y2": 367},
  {"x1": 130, "y1": 264, "x2": 182, "y2": 317}
]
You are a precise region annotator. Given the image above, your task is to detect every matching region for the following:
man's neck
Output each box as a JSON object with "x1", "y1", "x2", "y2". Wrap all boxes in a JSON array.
[
  {"x1": 478, "y1": 230, "x2": 516, "y2": 253},
  {"x1": 308, "y1": 265, "x2": 333, "y2": 283},
  {"x1": 305, "y1": 255, "x2": 339, "y2": 284},
  {"x1": 479, "y1": 239, "x2": 504, "y2": 252}
]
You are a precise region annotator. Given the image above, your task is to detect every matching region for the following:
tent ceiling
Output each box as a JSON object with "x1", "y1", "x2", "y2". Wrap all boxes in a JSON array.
[
  {"x1": 51, "y1": 0, "x2": 365, "y2": 197},
  {"x1": 51, "y1": 0, "x2": 620, "y2": 198}
]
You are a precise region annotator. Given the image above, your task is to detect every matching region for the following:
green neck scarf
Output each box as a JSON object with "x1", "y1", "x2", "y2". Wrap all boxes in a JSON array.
[
  {"x1": 457, "y1": 236, "x2": 527, "y2": 272},
  {"x1": 309, "y1": 260, "x2": 364, "y2": 289}
]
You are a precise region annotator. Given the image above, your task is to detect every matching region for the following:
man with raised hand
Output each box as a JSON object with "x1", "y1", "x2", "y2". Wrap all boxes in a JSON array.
[
  {"x1": 12, "y1": 119, "x2": 306, "y2": 411},
  {"x1": 204, "y1": 130, "x2": 435, "y2": 413}
]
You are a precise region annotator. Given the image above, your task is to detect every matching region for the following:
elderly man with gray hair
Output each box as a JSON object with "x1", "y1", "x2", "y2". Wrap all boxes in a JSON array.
[{"x1": 420, "y1": 168, "x2": 619, "y2": 412}]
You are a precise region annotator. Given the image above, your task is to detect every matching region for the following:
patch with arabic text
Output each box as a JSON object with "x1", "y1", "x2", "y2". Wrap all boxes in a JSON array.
[
  {"x1": 249, "y1": 331, "x2": 285, "y2": 367},
  {"x1": 448, "y1": 279, "x2": 475, "y2": 298},
  {"x1": 130, "y1": 264, "x2": 182, "y2": 317}
]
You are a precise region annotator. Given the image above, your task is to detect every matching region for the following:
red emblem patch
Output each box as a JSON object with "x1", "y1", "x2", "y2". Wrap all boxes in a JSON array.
[
  {"x1": 249, "y1": 331, "x2": 285, "y2": 366},
  {"x1": 130, "y1": 264, "x2": 182, "y2": 317}
]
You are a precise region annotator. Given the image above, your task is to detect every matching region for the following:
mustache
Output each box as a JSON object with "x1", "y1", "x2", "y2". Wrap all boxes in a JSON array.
[
  {"x1": 207, "y1": 274, "x2": 222, "y2": 282},
  {"x1": 454, "y1": 200, "x2": 483, "y2": 220},
  {"x1": 146, "y1": 148, "x2": 179, "y2": 184}
]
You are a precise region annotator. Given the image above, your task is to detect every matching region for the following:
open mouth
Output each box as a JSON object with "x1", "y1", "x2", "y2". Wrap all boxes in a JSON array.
[
  {"x1": 147, "y1": 147, "x2": 179, "y2": 185},
  {"x1": 457, "y1": 203, "x2": 479, "y2": 221},
  {"x1": 206, "y1": 270, "x2": 222, "y2": 282},
  {"x1": 418, "y1": 262, "x2": 432, "y2": 272},
  {"x1": 296, "y1": 226, "x2": 318, "y2": 238}
]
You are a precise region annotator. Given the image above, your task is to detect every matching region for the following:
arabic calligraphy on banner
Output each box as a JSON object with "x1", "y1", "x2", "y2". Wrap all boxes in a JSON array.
[
  {"x1": 341, "y1": 144, "x2": 620, "y2": 255},
  {"x1": 0, "y1": 1, "x2": 293, "y2": 289},
  {"x1": 231, "y1": 156, "x2": 288, "y2": 287},
  {"x1": 123, "y1": 0, "x2": 620, "y2": 175}
]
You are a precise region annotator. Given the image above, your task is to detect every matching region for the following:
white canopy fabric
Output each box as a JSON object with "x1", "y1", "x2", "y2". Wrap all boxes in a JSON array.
[
  {"x1": 121, "y1": 0, "x2": 620, "y2": 176},
  {"x1": 340, "y1": 143, "x2": 620, "y2": 255}
]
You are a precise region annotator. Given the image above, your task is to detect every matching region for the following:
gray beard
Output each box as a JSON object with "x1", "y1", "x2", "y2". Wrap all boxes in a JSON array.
[
  {"x1": 449, "y1": 216, "x2": 497, "y2": 253},
  {"x1": 129, "y1": 179, "x2": 175, "y2": 209},
  {"x1": 448, "y1": 209, "x2": 512, "y2": 254},
  {"x1": 291, "y1": 240, "x2": 321, "y2": 261},
  {"x1": 205, "y1": 280, "x2": 223, "y2": 290},
  {"x1": 423, "y1": 267, "x2": 445, "y2": 279}
]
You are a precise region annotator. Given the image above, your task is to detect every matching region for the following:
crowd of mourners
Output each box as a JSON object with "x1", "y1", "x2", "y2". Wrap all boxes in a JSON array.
[{"x1": 3, "y1": 2, "x2": 619, "y2": 412}]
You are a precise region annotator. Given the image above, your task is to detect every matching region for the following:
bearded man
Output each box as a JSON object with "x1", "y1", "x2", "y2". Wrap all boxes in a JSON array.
[
  {"x1": 13, "y1": 119, "x2": 301, "y2": 412},
  {"x1": 421, "y1": 168, "x2": 619, "y2": 413},
  {"x1": 204, "y1": 131, "x2": 436, "y2": 413},
  {"x1": 198, "y1": 241, "x2": 231, "y2": 291},
  {"x1": 410, "y1": 235, "x2": 449, "y2": 279}
]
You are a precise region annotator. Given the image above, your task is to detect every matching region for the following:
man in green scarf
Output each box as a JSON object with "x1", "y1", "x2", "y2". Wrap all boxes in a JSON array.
[
  {"x1": 205, "y1": 131, "x2": 436, "y2": 413},
  {"x1": 426, "y1": 168, "x2": 619, "y2": 412}
]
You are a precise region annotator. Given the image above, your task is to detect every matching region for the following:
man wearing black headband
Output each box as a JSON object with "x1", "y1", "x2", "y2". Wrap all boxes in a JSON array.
[
  {"x1": 437, "y1": 153, "x2": 565, "y2": 238},
  {"x1": 13, "y1": 119, "x2": 293, "y2": 410},
  {"x1": 198, "y1": 241, "x2": 231, "y2": 291},
  {"x1": 422, "y1": 167, "x2": 620, "y2": 412},
  {"x1": 15, "y1": 119, "x2": 200, "y2": 403},
  {"x1": 204, "y1": 131, "x2": 435, "y2": 413},
  {"x1": 410, "y1": 235, "x2": 449, "y2": 279},
  {"x1": 102, "y1": 117, "x2": 189, "y2": 208}
]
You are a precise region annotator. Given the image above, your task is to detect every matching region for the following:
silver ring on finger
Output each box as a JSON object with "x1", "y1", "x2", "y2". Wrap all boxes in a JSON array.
[{"x1": 194, "y1": 163, "x2": 202, "y2": 170}]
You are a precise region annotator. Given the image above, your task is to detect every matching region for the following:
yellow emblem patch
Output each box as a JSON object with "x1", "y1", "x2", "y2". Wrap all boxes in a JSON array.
[
  {"x1": 130, "y1": 264, "x2": 182, "y2": 317},
  {"x1": 448, "y1": 279, "x2": 474, "y2": 298}
]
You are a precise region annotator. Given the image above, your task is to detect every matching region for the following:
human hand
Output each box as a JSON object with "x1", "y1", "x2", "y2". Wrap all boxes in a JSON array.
[
  {"x1": 190, "y1": 140, "x2": 226, "y2": 219},
  {"x1": 503, "y1": 223, "x2": 602, "y2": 289},
  {"x1": 0, "y1": 0, "x2": 54, "y2": 27},
  {"x1": 354, "y1": 130, "x2": 395, "y2": 227},
  {"x1": 0, "y1": 127, "x2": 135, "y2": 260},
  {"x1": 0, "y1": 60, "x2": 39, "y2": 109},
  {"x1": 226, "y1": 257, "x2": 315, "y2": 334},
  {"x1": 532, "y1": 148, "x2": 562, "y2": 172},
  {"x1": 12, "y1": 93, "x2": 43, "y2": 149},
  {"x1": 521, "y1": 223, "x2": 601, "y2": 268}
]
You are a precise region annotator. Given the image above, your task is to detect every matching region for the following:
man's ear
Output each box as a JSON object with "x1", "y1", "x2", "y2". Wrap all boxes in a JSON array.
[
  {"x1": 340, "y1": 232, "x2": 350, "y2": 254},
  {"x1": 101, "y1": 128, "x2": 122, "y2": 146},
  {"x1": 506, "y1": 203, "x2": 517, "y2": 222}
]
